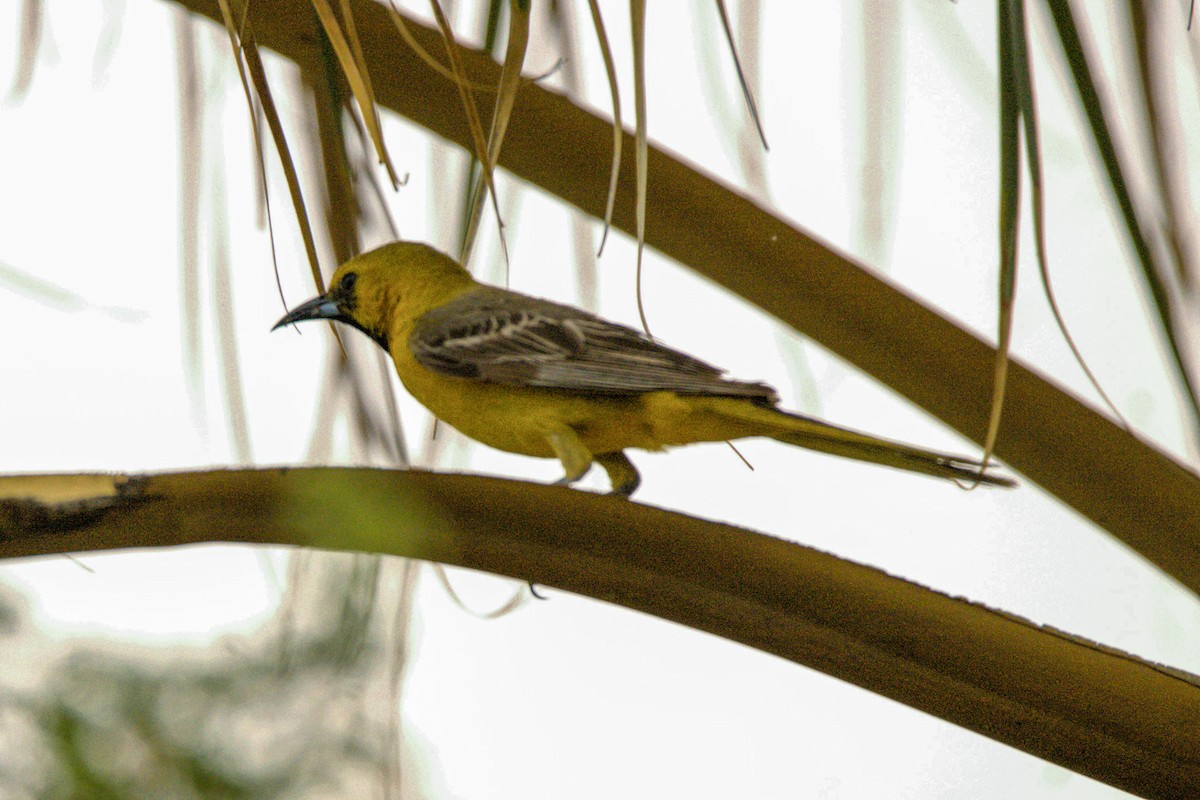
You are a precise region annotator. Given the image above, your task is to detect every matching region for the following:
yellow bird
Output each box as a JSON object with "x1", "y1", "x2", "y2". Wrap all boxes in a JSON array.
[{"x1": 274, "y1": 241, "x2": 1013, "y2": 495}]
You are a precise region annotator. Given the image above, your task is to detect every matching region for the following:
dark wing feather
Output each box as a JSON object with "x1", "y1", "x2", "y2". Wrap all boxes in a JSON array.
[{"x1": 411, "y1": 287, "x2": 778, "y2": 401}]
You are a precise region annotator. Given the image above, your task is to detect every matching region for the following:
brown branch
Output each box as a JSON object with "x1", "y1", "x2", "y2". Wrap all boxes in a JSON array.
[{"x1": 2, "y1": 466, "x2": 1199, "y2": 799}]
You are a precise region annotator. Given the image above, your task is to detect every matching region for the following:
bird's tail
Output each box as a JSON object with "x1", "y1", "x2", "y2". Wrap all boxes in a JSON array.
[{"x1": 707, "y1": 398, "x2": 1015, "y2": 487}]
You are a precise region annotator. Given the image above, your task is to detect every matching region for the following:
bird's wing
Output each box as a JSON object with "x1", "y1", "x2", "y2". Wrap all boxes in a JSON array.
[{"x1": 410, "y1": 287, "x2": 778, "y2": 401}]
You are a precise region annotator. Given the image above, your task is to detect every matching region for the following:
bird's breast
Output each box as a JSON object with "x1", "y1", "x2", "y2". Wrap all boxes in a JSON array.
[{"x1": 388, "y1": 344, "x2": 666, "y2": 457}]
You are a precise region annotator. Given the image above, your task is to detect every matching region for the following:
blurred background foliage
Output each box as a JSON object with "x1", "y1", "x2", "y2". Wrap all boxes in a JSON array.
[{"x1": 0, "y1": 554, "x2": 426, "y2": 799}]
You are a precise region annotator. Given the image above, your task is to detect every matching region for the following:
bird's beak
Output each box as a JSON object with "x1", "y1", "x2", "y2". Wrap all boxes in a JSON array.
[{"x1": 272, "y1": 293, "x2": 341, "y2": 331}]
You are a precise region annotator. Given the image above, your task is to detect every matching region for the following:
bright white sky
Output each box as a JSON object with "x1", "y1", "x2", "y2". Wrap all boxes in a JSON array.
[{"x1": 2, "y1": 1, "x2": 1199, "y2": 798}]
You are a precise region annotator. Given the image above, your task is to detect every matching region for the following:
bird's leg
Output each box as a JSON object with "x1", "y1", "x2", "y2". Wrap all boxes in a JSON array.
[
  {"x1": 595, "y1": 451, "x2": 641, "y2": 497},
  {"x1": 546, "y1": 428, "x2": 594, "y2": 486}
]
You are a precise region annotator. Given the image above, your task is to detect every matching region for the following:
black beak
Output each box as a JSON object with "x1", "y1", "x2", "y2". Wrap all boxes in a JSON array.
[
  {"x1": 272, "y1": 293, "x2": 342, "y2": 331},
  {"x1": 271, "y1": 289, "x2": 390, "y2": 351}
]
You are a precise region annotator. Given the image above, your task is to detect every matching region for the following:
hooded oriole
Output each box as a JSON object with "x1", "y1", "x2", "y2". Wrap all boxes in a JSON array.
[{"x1": 273, "y1": 241, "x2": 1013, "y2": 495}]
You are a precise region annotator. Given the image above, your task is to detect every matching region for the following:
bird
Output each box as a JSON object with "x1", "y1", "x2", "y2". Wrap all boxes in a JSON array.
[{"x1": 273, "y1": 241, "x2": 1014, "y2": 496}]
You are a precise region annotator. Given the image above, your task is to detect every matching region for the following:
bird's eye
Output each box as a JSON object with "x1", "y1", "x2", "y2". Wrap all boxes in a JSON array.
[{"x1": 339, "y1": 272, "x2": 358, "y2": 293}]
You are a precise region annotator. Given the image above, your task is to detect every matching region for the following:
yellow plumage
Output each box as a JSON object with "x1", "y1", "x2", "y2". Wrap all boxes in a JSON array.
[{"x1": 274, "y1": 241, "x2": 1013, "y2": 495}]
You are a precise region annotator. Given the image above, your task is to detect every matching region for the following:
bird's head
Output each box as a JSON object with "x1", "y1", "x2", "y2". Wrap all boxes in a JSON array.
[{"x1": 271, "y1": 241, "x2": 472, "y2": 351}]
